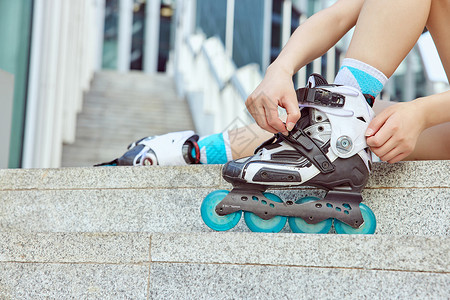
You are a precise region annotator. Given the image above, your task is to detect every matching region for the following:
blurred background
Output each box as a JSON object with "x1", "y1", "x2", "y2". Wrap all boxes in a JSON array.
[{"x1": 0, "y1": 0, "x2": 448, "y2": 168}]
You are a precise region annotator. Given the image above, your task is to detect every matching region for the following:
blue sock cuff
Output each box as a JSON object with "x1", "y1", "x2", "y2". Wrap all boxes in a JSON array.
[
  {"x1": 336, "y1": 58, "x2": 388, "y2": 99},
  {"x1": 193, "y1": 133, "x2": 229, "y2": 164},
  {"x1": 341, "y1": 66, "x2": 384, "y2": 98}
]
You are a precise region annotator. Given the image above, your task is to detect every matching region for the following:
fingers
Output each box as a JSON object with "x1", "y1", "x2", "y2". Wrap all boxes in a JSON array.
[
  {"x1": 369, "y1": 130, "x2": 415, "y2": 164},
  {"x1": 281, "y1": 90, "x2": 301, "y2": 131},
  {"x1": 246, "y1": 92, "x2": 288, "y2": 134},
  {"x1": 373, "y1": 144, "x2": 407, "y2": 163},
  {"x1": 366, "y1": 109, "x2": 393, "y2": 137},
  {"x1": 366, "y1": 126, "x2": 392, "y2": 150},
  {"x1": 264, "y1": 106, "x2": 288, "y2": 134},
  {"x1": 386, "y1": 153, "x2": 407, "y2": 164}
]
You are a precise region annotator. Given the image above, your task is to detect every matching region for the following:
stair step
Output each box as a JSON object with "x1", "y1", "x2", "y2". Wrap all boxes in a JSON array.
[
  {"x1": 1, "y1": 162, "x2": 448, "y2": 235},
  {"x1": 62, "y1": 71, "x2": 194, "y2": 167},
  {"x1": 0, "y1": 232, "x2": 448, "y2": 299}
]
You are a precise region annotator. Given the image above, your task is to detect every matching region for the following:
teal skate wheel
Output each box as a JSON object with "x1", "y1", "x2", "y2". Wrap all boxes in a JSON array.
[
  {"x1": 243, "y1": 193, "x2": 287, "y2": 233},
  {"x1": 288, "y1": 196, "x2": 332, "y2": 234},
  {"x1": 334, "y1": 203, "x2": 376, "y2": 234},
  {"x1": 200, "y1": 190, "x2": 241, "y2": 231}
]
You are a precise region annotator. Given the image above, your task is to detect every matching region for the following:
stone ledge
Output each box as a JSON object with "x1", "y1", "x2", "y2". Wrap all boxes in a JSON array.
[
  {"x1": 151, "y1": 232, "x2": 449, "y2": 273},
  {"x1": 0, "y1": 232, "x2": 448, "y2": 272},
  {"x1": 1, "y1": 187, "x2": 448, "y2": 235},
  {"x1": 0, "y1": 232, "x2": 447, "y2": 299},
  {"x1": 0, "y1": 165, "x2": 222, "y2": 191},
  {"x1": 1, "y1": 161, "x2": 449, "y2": 191},
  {"x1": 149, "y1": 263, "x2": 449, "y2": 299},
  {"x1": 0, "y1": 232, "x2": 149, "y2": 264}
]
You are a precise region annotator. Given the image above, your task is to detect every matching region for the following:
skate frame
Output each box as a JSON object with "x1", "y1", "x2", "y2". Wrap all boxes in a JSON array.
[{"x1": 216, "y1": 189, "x2": 365, "y2": 228}]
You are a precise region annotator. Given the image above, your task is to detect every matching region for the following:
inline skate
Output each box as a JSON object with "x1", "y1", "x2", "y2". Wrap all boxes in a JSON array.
[
  {"x1": 95, "y1": 130, "x2": 200, "y2": 166},
  {"x1": 200, "y1": 74, "x2": 377, "y2": 234}
]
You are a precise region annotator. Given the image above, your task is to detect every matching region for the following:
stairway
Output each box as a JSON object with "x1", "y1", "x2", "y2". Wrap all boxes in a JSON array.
[
  {"x1": 61, "y1": 71, "x2": 195, "y2": 167},
  {"x1": 0, "y1": 161, "x2": 449, "y2": 298}
]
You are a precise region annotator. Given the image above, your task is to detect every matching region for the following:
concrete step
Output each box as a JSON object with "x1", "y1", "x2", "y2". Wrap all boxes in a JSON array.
[
  {"x1": 1, "y1": 161, "x2": 449, "y2": 235},
  {"x1": 0, "y1": 232, "x2": 448, "y2": 299}
]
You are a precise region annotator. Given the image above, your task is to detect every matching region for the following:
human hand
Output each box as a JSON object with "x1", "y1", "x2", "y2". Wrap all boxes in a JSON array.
[
  {"x1": 365, "y1": 101, "x2": 426, "y2": 163},
  {"x1": 245, "y1": 64, "x2": 300, "y2": 135}
]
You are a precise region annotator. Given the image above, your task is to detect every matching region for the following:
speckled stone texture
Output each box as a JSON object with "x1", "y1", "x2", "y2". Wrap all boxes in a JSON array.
[
  {"x1": 151, "y1": 233, "x2": 449, "y2": 272},
  {"x1": 0, "y1": 263, "x2": 149, "y2": 299},
  {"x1": 0, "y1": 232, "x2": 448, "y2": 299},
  {"x1": 0, "y1": 187, "x2": 448, "y2": 235},
  {"x1": 0, "y1": 165, "x2": 222, "y2": 191},
  {"x1": 0, "y1": 232, "x2": 150, "y2": 263},
  {"x1": 0, "y1": 162, "x2": 449, "y2": 298},
  {"x1": 0, "y1": 161, "x2": 449, "y2": 191},
  {"x1": 149, "y1": 263, "x2": 449, "y2": 300}
]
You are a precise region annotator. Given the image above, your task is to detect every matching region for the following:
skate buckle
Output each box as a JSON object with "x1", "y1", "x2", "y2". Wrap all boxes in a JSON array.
[{"x1": 296, "y1": 87, "x2": 345, "y2": 107}]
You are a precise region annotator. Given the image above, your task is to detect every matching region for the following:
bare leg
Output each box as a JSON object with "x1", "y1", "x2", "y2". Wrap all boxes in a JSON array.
[
  {"x1": 229, "y1": 123, "x2": 272, "y2": 159},
  {"x1": 346, "y1": 0, "x2": 432, "y2": 77},
  {"x1": 427, "y1": 0, "x2": 450, "y2": 80},
  {"x1": 409, "y1": 0, "x2": 450, "y2": 160}
]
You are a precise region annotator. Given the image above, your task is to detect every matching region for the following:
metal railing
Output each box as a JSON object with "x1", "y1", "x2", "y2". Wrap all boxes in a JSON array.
[{"x1": 172, "y1": 32, "x2": 261, "y2": 136}]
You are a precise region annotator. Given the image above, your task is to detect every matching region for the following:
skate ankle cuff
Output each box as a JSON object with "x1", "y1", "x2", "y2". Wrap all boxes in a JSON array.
[
  {"x1": 296, "y1": 87, "x2": 345, "y2": 107},
  {"x1": 184, "y1": 136, "x2": 201, "y2": 164}
]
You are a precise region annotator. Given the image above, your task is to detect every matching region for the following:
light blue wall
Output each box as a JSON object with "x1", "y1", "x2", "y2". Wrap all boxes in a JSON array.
[{"x1": 0, "y1": 0, "x2": 33, "y2": 168}]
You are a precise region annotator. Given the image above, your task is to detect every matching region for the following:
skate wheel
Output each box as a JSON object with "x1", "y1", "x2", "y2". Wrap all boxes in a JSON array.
[
  {"x1": 243, "y1": 193, "x2": 287, "y2": 233},
  {"x1": 334, "y1": 203, "x2": 376, "y2": 234},
  {"x1": 200, "y1": 190, "x2": 241, "y2": 231},
  {"x1": 288, "y1": 196, "x2": 332, "y2": 234}
]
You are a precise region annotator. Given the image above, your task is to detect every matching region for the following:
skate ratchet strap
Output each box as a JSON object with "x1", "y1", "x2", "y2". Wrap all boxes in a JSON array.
[
  {"x1": 296, "y1": 87, "x2": 345, "y2": 107},
  {"x1": 282, "y1": 126, "x2": 335, "y2": 174}
]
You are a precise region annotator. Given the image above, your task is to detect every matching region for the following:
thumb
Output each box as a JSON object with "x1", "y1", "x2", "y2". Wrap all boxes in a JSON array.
[
  {"x1": 281, "y1": 92, "x2": 301, "y2": 131},
  {"x1": 366, "y1": 110, "x2": 390, "y2": 137}
]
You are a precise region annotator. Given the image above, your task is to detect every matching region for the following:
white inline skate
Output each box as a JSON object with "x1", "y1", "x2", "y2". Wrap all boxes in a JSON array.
[
  {"x1": 95, "y1": 130, "x2": 200, "y2": 166},
  {"x1": 200, "y1": 74, "x2": 377, "y2": 234}
]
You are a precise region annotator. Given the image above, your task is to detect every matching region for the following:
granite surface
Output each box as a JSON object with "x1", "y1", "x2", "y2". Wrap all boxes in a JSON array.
[
  {"x1": 0, "y1": 232, "x2": 447, "y2": 299},
  {"x1": 149, "y1": 263, "x2": 450, "y2": 299},
  {"x1": 0, "y1": 232, "x2": 149, "y2": 263},
  {"x1": 0, "y1": 165, "x2": 222, "y2": 190},
  {"x1": 1, "y1": 162, "x2": 449, "y2": 298},
  {"x1": 1, "y1": 187, "x2": 448, "y2": 235},
  {"x1": 151, "y1": 232, "x2": 449, "y2": 272},
  {"x1": 0, "y1": 263, "x2": 149, "y2": 299},
  {"x1": 1, "y1": 161, "x2": 449, "y2": 191}
]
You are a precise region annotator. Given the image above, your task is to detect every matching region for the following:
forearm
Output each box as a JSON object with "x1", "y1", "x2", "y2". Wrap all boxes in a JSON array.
[
  {"x1": 270, "y1": 0, "x2": 364, "y2": 76},
  {"x1": 413, "y1": 90, "x2": 450, "y2": 129}
]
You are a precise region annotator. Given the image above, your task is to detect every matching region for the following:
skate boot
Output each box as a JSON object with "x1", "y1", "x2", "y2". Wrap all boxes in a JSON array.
[
  {"x1": 95, "y1": 130, "x2": 200, "y2": 166},
  {"x1": 200, "y1": 74, "x2": 377, "y2": 234}
]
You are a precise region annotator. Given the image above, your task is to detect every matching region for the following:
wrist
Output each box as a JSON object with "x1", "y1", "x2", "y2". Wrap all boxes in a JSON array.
[
  {"x1": 411, "y1": 97, "x2": 432, "y2": 130},
  {"x1": 267, "y1": 60, "x2": 296, "y2": 77}
]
